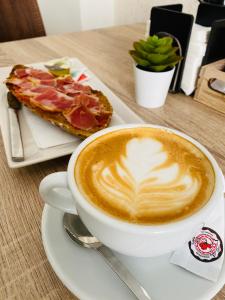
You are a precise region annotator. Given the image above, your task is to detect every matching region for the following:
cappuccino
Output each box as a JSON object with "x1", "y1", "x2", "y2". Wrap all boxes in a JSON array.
[{"x1": 75, "y1": 128, "x2": 215, "y2": 225}]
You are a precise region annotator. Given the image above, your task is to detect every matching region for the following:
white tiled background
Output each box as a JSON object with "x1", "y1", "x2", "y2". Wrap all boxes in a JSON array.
[{"x1": 37, "y1": 0, "x2": 197, "y2": 35}]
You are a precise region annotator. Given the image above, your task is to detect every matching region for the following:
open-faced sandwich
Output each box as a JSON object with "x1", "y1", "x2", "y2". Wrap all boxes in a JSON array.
[{"x1": 5, "y1": 64, "x2": 113, "y2": 138}]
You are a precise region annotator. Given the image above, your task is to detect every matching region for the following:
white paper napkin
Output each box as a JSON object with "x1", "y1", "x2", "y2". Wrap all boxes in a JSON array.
[
  {"x1": 171, "y1": 195, "x2": 224, "y2": 282},
  {"x1": 181, "y1": 24, "x2": 211, "y2": 96},
  {"x1": 22, "y1": 107, "x2": 125, "y2": 149}
]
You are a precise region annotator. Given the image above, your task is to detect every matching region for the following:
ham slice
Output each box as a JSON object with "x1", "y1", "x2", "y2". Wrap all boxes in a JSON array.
[
  {"x1": 63, "y1": 106, "x2": 97, "y2": 130},
  {"x1": 14, "y1": 68, "x2": 30, "y2": 78},
  {"x1": 19, "y1": 81, "x2": 35, "y2": 90},
  {"x1": 21, "y1": 85, "x2": 52, "y2": 97},
  {"x1": 31, "y1": 86, "x2": 54, "y2": 93},
  {"x1": 72, "y1": 82, "x2": 91, "y2": 93},
  {"x1": 56, "y1": 77, "x2": 91, "y2": 95},
  {"x1": 74, "y1": 94, "x2": 101, "y2": 114},
  {"x1": 31, "y1": 89, "x2": 76, "y2": 112},
  {"x1": 14, "y1": 67, "x2": 54, "y2": 80},
  {"x1": 40, "y1": 79, "x2": 55, "y2": 86},
  {"x1": 12, "y1": 68, "x2": 55, "y2": 88},
  {"x1": 29, "y1": 69, "x2": 54, "y2": 80}
]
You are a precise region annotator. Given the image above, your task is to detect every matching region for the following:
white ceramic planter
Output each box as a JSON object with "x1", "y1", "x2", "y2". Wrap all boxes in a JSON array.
[{"x1": 134, "y1": 65, "x2": 175, "y2": 108}]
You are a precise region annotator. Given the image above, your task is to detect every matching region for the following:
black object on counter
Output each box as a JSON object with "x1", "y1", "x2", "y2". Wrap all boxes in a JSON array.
[
  {"x1": 203, "y1": 0, "x2": 225, "y2": 5},
  {"x1": 150, "y1": 2, "x2": 225, "y2": 92},
  {"x1": 150, "y1": 5, "x2": 194, "y2": 92},
  {"x1": 203, "y1": 19, "x2": 225, "y2": 65},
  {"x1": 196, "y1": 1, "x2": 225, "y2": 26}
]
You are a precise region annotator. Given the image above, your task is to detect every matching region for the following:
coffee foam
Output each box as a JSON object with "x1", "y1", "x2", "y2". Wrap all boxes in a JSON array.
[{"x1": 75, "y1": 128, "x2": 215, "y2": 225}]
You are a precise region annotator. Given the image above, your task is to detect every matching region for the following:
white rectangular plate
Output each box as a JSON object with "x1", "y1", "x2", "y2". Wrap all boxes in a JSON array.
[{"x1": 0, "y1": 58, "x2": 144, "y2": 168}]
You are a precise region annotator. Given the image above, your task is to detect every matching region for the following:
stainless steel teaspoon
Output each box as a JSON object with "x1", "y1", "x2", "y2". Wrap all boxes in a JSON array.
[{"x1": 63, "y1": 213, "x2": 152, "y2": 300}]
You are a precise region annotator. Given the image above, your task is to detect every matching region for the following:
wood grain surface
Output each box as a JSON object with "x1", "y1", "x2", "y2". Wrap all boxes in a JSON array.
[{"x1": 0, "y1": 23, "x2": 225, "y2": 300}]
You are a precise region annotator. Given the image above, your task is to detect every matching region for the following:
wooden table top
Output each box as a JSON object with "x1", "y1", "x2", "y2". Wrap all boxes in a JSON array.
[{"x1": 0, "y1": 23, "x2": 225, "y2": 300}]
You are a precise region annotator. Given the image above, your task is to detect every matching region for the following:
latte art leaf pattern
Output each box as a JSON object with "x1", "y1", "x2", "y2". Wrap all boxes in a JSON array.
[
  {"x1": 92, "y1": 138, "x2": 201, "y2": 219},
  {"x1": 75, "y1": 128, "x2": 215, "y2": 224}
]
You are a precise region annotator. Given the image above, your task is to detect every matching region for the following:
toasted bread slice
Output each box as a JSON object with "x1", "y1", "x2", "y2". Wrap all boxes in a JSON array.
[{"x1": 6, "y1": 65, "x2": 113, "y2": 138}]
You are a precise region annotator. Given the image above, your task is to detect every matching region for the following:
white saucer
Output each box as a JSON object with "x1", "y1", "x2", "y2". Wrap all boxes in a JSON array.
[{"x1": 41, "y1": 205, "x2": 225, "y2": 300}]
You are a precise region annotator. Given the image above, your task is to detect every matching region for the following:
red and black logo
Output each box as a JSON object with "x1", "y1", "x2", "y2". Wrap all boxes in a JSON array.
[{"x1": 188, "y1": 227, "x2": 223, "y2": 263}]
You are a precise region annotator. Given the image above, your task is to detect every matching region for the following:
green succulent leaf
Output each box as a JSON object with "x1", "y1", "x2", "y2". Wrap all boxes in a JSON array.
[
  {"x1": 146, "y1": 35, "x2": 159, "y2": 46},
  {"x1": 154, "y1": 44, "x2": 179, "y2": 55},
  {"x1": 147, "y1": 53, "x2": 170, "y2": 65},
  {"x1": 133, "y1": 42, "x2": 149, "y2": 59},
  {"x1": 129, "y1": 50, "x2": 150, "y2": 67},
  {"x1": 152, "y1": 44, "x2": 172, "y2": 54},
  {"x1": 156, "y1": 37, "x2": 173, "y2": 47},
  {"x1": 167, "y1": 47, "x2": 180, "y2": 56},
  {"x1": 138, "y1": 40, "x2": 155, "y2": 52},
  {"x1": 149, "y1": 55, "x2": 183, "y2": 72},
  {"x1": 129, "y1": 35, "x2": 183, "y2": 71},
  {"x1": 165, "y1": 54, "x2": 183, "y2": 65}
]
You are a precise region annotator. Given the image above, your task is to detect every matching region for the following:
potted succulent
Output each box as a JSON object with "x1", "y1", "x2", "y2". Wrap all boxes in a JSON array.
[{"x1": 129, "y1": 35, "x2": 183, "y2": 108}]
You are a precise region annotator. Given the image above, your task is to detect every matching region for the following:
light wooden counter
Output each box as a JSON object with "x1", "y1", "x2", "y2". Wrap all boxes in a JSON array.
[{"x1": 0, "y1": 23, "x2": 224, "y2": 299}]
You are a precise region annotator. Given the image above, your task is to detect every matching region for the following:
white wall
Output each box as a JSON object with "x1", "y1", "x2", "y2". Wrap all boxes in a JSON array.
[
  {"x1": 80, "y1": 0, "x2": 114, "y2": 31},
  {"x1": 37, "y1": 0, "x2": 198, "y2": 35},
  {"x1": 37, "y1": 0, "x2": 82, "y2": 34},
  {"x1": 114, "y1": 0, "x2": 198, "y2": 25},
  {"x1": 38, "y1": 0, "x2": 114, "y2": 35}
]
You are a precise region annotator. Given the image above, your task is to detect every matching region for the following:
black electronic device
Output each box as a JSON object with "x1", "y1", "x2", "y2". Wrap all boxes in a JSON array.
[
  {"x1": 150, "y1": 6, "x2": 194, "y2": 92},
  {"x1": 196, "y1": 1, "x2": 225, "y2": 26},
  {"x1": 149, "y1": 2, "x2": 225, "y2": 93},
  {"x1": 203, "y1": 0, "x2": 225, "y2": 6},
  {"x1": 154, "y1": 4, "x2": 183, "y2": 12},
  {"x1": 203, "y1": 19, "x2": 225, "y2": 65}
]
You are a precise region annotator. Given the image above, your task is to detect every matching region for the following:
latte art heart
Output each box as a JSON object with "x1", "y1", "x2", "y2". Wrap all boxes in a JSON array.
[{"x1": 75, "y1": 128, "x2": 215, "y2": 224}]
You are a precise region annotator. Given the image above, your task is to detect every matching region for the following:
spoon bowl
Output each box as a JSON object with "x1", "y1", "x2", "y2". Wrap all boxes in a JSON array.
[{"x1": 63, "y1": 213, "x2": 101, "y2": 248}]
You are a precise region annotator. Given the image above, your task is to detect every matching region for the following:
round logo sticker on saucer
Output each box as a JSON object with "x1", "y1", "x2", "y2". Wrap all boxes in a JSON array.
[{"x1": 189, "y1": 227, "x2": 223, "y2": 263}]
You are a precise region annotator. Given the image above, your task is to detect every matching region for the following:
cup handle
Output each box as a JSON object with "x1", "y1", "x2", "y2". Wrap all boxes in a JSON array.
[{"x1": 39, "y1": 171, "x2": 77, "y2": 214}]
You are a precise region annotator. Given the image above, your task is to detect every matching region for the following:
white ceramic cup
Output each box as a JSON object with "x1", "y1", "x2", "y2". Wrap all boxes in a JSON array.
[{"x1": 39, "y1": 124, "x2": 224, "y2": 257}]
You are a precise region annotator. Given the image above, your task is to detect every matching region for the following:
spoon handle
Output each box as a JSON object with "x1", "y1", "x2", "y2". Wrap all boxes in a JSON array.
[{"x1": 97, "y1": 245, "x2": 152, "y2": 300}]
